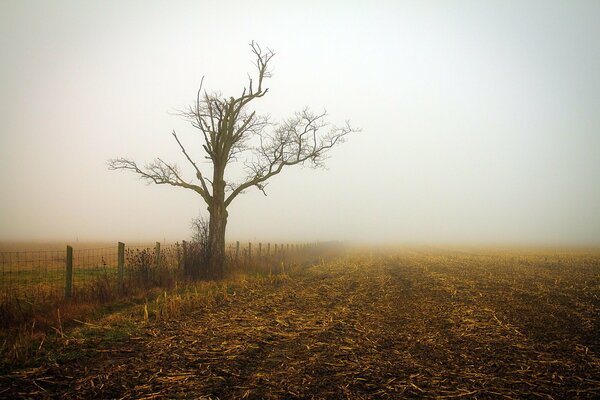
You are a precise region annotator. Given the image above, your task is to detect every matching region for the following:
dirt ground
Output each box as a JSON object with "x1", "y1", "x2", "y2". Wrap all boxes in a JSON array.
[{"x1": 1, "y1": 249, "x2": 599, "y2": 399}]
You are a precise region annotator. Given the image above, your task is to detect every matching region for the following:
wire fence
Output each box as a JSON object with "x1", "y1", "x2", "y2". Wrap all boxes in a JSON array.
[
  {"x1": 0, "y1": 249, "x2": 66, "y2": 302},
  {"x1": 0, "y1": 240, "x2": 331, "y2": 326}
]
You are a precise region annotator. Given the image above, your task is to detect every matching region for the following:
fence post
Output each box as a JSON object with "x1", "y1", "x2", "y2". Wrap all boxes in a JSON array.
[
  {"x1": 267, "y1": 242, "x2": 271, "y2": 256},
  {"x1": 235, "y1": 241, "x2": 240, "y2": 263},
  {"x1": 258, "y1": 242, "x2": 262, "y2": 258},
  {"x1": 65, "y1": 245, "x2": 73, "y2": 301},
  {"x1": 248, "y1": 242, "x2": 252, "y2": 262},
  {"x1": 154, "y1": 241, "x2": 161, "y2": 267},
  {"x1": 118, "y1": 242, "x2": 125, "y2": 292}
]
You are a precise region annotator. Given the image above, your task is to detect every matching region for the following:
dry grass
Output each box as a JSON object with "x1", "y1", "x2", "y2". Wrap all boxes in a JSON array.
[
  {"x1": 0, "y1": 241, "x2": 320, "y2": 310},
  {"x1": 0, "y1": 247, "x2": 599, "y2": 399}
]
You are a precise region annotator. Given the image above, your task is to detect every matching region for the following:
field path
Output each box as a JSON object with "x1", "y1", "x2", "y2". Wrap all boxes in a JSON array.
[{"x1": 1, "y1": 254, "x2": 599, "y2": 399}]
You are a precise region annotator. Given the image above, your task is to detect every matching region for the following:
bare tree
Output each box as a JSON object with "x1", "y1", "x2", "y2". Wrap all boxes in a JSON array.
[{"x1": 108, "y1": 42, "x2": 359, "y2": 278}]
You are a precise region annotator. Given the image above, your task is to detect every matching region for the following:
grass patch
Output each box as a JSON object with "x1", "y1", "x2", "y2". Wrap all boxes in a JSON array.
[{"x1": 0, "y1": 270, "x2": 296, "y2": 375}]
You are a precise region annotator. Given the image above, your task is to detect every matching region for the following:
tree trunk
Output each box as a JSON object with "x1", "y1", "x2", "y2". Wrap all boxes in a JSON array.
[
  {"x1": 208, "y1": 165, "x2": 228, "y2": 279},
  {"x1": 208, "y1": 202, "x2": 227, "y2": 279}
]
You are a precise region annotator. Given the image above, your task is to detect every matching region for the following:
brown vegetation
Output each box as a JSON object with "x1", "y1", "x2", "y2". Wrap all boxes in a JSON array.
[{"x1": 1, "y1": 248, "x2": 599, "y2": 398}]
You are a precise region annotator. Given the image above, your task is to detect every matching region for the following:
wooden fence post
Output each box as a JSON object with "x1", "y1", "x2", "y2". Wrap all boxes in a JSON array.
[
  {"x1": 118, "y1": 242, "x2": 125, "y2": 292},
  {"x1": 235, "y1": 241, "x2": 240, "y2": 263},
  {"x1": 248, "y1": 242, "x2": 252, "y2": 262},
  {"x1": 267, "y1": 242, "x2": 271, "y2": 256},
  {"x1": 258, "y1": 242, "x2": 262, "y2": 258},
  {"x1": 154, "y1": 241, "x2": 161, "y2": 267},
  {"x1": 65, "y1": 245, "x2": 73, "y2": 300}
]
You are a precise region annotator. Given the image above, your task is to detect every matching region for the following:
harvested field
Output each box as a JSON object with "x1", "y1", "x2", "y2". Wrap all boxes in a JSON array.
[{"x1": 1, "y1": 249, "x2": 599, "y2": 399}]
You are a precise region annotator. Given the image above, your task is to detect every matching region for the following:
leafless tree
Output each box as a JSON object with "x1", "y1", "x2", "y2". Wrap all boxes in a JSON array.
[{"x1": 108, "y1": 42, "x2": 359, "y2": 278}]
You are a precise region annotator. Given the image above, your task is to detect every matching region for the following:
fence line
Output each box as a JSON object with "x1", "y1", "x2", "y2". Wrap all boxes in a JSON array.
[{"x1": 0, "y1": 240, "x2": 326, "y2": 309}]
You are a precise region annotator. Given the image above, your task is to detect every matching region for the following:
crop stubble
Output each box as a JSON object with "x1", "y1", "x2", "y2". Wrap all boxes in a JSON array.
[{"x1": 1, "y1": 249, "x2": 599, "y2": 399}]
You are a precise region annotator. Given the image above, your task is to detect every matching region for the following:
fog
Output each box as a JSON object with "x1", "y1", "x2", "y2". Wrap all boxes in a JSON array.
[{"x1": 1, "y1": 1, "x2": 599, "y2": 245}]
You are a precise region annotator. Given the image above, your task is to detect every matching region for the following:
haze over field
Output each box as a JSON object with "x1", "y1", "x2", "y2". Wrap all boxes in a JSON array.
[{"x1": 1, "y1": 1, "x2": 599, "y2": 245}]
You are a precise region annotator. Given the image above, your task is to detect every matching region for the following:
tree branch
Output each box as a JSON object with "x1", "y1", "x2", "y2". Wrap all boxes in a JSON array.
[
  {"x1": 107, "y1": 158, "x2": 212, "y2": 204},
  {"x1": 171, "y1": 130, "x2": 211, "y2": 195},
  {"x1": 224, "y1": 109, "x2": 359, "y2": 207},
  {"x1": 109, "y1": 42, "x2": 358, "y2": 216}
]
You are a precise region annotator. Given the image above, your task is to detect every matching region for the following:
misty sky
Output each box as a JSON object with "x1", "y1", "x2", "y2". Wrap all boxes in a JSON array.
[{"x1": 1, "y1": 1, "x2": 599, "y2": 245}]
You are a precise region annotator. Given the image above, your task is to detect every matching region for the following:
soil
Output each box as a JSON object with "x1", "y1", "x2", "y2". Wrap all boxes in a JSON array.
[{"x1": 1, "y1": 250, "x2": 599, "y2": 399}]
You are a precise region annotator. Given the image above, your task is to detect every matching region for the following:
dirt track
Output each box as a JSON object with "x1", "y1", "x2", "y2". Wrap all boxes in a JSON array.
[{"x1": 1, "y1": 252, "x2": 599, "y2": 399}]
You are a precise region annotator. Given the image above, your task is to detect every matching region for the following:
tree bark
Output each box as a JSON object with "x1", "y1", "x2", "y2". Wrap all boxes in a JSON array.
[
  {"x1": 208, "y1": 203, "x2": 227, "y2": 279},
  {"x1": 208, "y1": 166, "x2": 228, "y2": 279}
]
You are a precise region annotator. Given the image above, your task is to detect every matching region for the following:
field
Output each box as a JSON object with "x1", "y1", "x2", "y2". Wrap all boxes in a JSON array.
[{"x1": 1, "y1": 247, "x2": 599, "y2": 399}]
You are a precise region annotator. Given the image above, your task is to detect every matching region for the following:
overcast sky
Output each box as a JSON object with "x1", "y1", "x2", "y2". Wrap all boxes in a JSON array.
[{"x1": 1, "y1": 1, "x2": 599, "y2": 245}]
